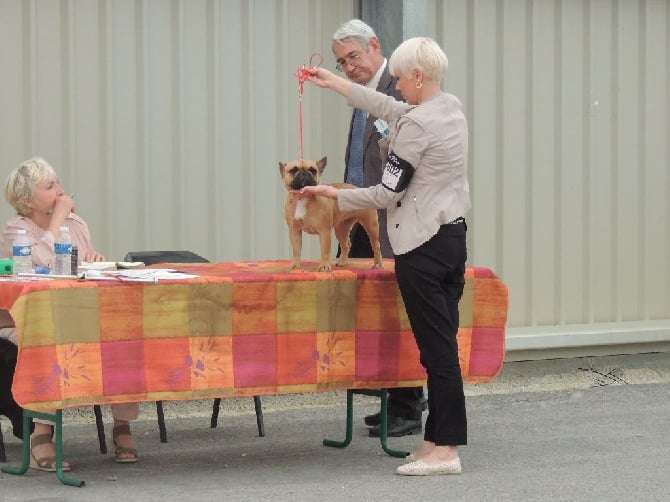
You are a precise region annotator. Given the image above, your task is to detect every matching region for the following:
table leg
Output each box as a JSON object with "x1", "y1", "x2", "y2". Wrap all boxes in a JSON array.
[
  {"x1": 1, "y1": 410, "x2": 84, "y2": 487},
  {"x1": 322, "y1": 390, "x2": 354, "y2": 448},
  {"x1": 322, "y1": 389, "x2": 409, "y2": 458}
]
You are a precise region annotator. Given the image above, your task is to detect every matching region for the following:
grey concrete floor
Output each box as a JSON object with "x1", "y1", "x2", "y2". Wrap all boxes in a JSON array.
[{"x1": 1, "y1": 352, "x2": 669, "y2": 501}]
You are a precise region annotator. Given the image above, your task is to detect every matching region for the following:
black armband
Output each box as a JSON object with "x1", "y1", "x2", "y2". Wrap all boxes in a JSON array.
[{"x1": 381, "y1": 152, "x2": 415, "y2": 192}]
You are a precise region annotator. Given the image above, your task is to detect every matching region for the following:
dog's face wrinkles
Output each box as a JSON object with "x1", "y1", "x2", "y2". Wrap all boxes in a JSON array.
[
  {"x1": 289, "y1": 168, "x2": 318, "y2": 190},
  {"x1": 279, "y1": 156, "x2": 327, "y2": 191}
]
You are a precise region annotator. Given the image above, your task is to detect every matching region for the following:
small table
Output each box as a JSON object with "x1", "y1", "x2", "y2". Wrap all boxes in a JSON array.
[{"x1": 0, "y1": 259, "x2": 508, "y2": 485}]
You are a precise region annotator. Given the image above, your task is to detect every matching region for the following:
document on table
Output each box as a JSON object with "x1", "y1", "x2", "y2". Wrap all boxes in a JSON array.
[
  {"x1": 106, "y1": 268, "x2": 200, "y2": 281},
  {"x1": 80, "y1": 261, "x2": 145, "y2": 270}
]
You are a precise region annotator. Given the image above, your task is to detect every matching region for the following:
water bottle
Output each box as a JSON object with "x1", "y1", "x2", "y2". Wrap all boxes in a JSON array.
[
  {"x1": 54, "y1": 226, "x2": 72, "y2": 275},
  {"x1": 12, "y1": 229, "x2": 32, "y2": 275}
]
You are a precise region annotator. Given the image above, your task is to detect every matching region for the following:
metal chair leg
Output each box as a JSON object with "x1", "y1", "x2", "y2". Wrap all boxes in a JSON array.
[
  {"x1": 211, "y1": 397, "x2": 264, "y2": 437},
  {"x1": 253, "y1": 396, "x2": 265, "y2": 437},
  {"x1": 93, "y1": 405, "x2": 107, "y2": 454},
  {"x1": 156, "y1": 401, "x2": 167, "y2": 443},
  {"x1": 210, "y1": 398, "x2": 221, "y2": 428}
]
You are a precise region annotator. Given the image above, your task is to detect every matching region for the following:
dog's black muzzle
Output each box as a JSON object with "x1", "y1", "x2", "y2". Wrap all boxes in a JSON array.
[{"x1": 290, "y1": 171, "x2": 318, "y2": 190}]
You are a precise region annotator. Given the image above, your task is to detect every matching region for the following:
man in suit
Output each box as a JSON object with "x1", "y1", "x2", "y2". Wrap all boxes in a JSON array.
[{"x1": 331, "y1": 19, "x2": 426, "y2": 437}]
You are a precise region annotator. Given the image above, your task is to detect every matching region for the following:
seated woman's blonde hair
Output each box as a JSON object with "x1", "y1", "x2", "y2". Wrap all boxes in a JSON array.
[
  {"x1": 4, "y1": 157, "x2": 57, "y2": 216},
  {"x1": 389, "y1": 37, "x2": 449, "y2": 84}
]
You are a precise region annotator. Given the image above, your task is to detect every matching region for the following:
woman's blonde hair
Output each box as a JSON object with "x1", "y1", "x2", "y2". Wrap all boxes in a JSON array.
[
  {"x1": 389, "y1": 37, "x2": 448, "y2": 83},
  {"x1": 4, "y1": 157, "x2": 57, "y2": 216}
]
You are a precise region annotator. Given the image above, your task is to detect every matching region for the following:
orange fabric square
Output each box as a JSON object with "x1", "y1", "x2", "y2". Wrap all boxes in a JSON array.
[
  {"x1": 356, "y1": 278, "x2": 400, "y2": 331},
  {"x1": 472, "y1": 278, "x2": 509, "y2": 327},
  {"x1": 276, "y1": 332, "x2": 317, "y2": 385},
  {"x1": 98, "y1": 285, "x2": 144, "y2": 341},
  {"x1": 57, "y1": 342, "x2": 104, "y2": 402},
  {"x1": 316, "y1": 331, "x2": 355, "y2": 389},
  {"x1": 143, "y1": 338, "x2": 192, "y2": 392},
  {"x1": 188, "y1": 335, "x2": 234, "y2": 391},
  {"x1": 232, "y1": 282, "x2": 276, "y2": 335},
  {"x1": 396, "y1": 330, "x2": 425, "y2": 382},
  {"x1": 456, "y1": 327, "x2": 473, "y2": 378},
  {"x1": 11, "y1": 345, "x2": 61, "y2": 410}
]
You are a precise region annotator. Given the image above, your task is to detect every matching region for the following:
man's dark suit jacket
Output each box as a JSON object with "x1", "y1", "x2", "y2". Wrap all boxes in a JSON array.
[{"x1": 343, "y1": 66, "x2": 402, "y2": 258}]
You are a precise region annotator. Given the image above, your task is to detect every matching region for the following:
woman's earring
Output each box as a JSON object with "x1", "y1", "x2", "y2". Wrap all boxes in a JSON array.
[{"x1": 415, "y1": 81, "x2": 423, "y2": 89}]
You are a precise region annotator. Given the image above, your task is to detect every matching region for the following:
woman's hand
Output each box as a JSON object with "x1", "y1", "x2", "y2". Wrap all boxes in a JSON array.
[
  {"x1": 46, "y1": 195, "x2": 77, "y2": 237},
  {"x1": 51, "y1": 195, "x2": 76, "y2": 219},
  {"x1": 83, "y1": 250, "x2": 105, "y2": 262},
  {"x1": 307, "y1": 68, "x2": 352, "y2": 97},
  {"x1": 291, "y1": 184, "x2": 339, "y2": 200}
]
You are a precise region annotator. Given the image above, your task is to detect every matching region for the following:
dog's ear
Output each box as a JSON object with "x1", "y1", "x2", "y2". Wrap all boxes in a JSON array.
[
  {"x1": 317, "y1": 156, "x2": 327, "y2": 174},
  {"x1": 278, "y1": 162, "x2": 286, "y2": 177}
]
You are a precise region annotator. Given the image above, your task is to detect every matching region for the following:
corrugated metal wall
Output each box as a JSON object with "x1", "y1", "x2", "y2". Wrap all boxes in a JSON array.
[
  {"x1": 0, "y1": 0, "x2": 668, "y2": 339},
  {"x1": 426, "y1": 0, "x2": 669, "y2": 336},
  {"x1": 0, "y1": 0, "x2": 356, "y2": 265}
]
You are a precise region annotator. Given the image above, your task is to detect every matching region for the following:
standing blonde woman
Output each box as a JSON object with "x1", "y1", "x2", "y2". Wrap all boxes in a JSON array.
[
  {"x1": 0, "y1": 157, "x2": 140, "y2": 470},
  {"x1": 296, "y1": 37, "x2": 470, "y2": 476}
]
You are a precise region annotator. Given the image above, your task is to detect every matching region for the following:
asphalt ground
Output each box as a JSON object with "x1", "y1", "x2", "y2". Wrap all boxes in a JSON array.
[{"x1": 1, "y1": 352, "x2": 669, "y2": 501}]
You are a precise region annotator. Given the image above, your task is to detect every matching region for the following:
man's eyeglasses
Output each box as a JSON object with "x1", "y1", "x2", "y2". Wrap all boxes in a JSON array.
[{"x1": 335, "y1": 51, "x2": 362, "y2": 72}]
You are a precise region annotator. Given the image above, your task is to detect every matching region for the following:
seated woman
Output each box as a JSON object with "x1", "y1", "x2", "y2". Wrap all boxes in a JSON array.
[{"x1": 0, "y1": 157, "x2": 140, "y2": 470}]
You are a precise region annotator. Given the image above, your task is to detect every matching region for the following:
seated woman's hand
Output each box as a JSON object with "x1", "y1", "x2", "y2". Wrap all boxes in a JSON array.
[
  {"x1": 52, "y1": 195, "x2": 76, "y2": 216},
  {"x1": 83, "y1": 251, "x2": 105, "y2": 262}
]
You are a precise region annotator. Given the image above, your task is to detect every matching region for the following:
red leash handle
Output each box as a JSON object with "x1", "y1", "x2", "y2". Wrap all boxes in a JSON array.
[
  {"x1": 295, "y1": 53, "x2": 323, "y2": 93},
  {"x1": 295, "y1": 53, "x2": 323, "y2": 159}
]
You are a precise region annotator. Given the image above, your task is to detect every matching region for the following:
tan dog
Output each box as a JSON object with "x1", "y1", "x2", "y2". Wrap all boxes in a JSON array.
[{"x1": 279, "y1": 156, "x2": 383, "y2": 272}]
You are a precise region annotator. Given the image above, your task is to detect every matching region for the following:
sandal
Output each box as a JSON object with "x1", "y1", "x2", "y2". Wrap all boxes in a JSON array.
[
  {"x1": 29, "y1": 433, "x2": 71, "y2": 472},
  {"x1": 112, "y1": 423, "x2": 138, "y2": 464}
]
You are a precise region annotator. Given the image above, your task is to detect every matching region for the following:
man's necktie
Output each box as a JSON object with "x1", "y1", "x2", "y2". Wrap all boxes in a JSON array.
[{"x1": 346, "y1": 108, "x2": 366, "y2": 187}]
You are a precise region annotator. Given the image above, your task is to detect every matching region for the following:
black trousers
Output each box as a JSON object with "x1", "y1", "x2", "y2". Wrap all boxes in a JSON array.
[
  {"x1": 394, "y1": 222, "x2": 468, "y2": 445},
  {"x1": 344, "y1": 224, "x2": 425, "y2": 421},
  {"x1": 0, "y1": 338, "x2": 31, "y2": 439}
]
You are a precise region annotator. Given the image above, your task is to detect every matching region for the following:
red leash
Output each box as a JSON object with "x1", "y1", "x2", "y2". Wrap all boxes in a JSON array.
[{"x1": 295, "y1": 53, "x2": 323, "y2": 160}]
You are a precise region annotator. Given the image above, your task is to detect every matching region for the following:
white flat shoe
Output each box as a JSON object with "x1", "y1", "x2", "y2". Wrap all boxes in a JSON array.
[
  {"x1": 396, "y1": 458, "x2": 462, "y2": 476},
  {"x1": 402, "y1": 453, "x2": 419, "y2": 464}
]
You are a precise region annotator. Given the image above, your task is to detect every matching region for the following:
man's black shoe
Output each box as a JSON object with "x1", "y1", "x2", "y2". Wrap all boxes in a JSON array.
[
  {"x1": 364, "y1": 412, "x2": 381, "y2": 427},
  {"x1": 364, "y1": 399, "x2": 428, "y2": 426},
  {"x1": 368, "y1": 416, "x2": 422, "y2": 438}
]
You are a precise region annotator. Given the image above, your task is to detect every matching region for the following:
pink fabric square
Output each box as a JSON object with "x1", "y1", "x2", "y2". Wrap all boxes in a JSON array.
[
  {"x1": 232, "y1": 334, "x2": 277, "y2": 388},
  {"x1": 101, "y1": 340, "x2": 147, "y2": 395},
  {"x1": 355, "y1": 330, "x2": 400, "y2": 381}
]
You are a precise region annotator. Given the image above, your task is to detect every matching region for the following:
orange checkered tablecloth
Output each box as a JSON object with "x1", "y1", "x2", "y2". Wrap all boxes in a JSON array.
[{"x1": 0, "y1": 259, "x2": 508, "y2": 412}]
